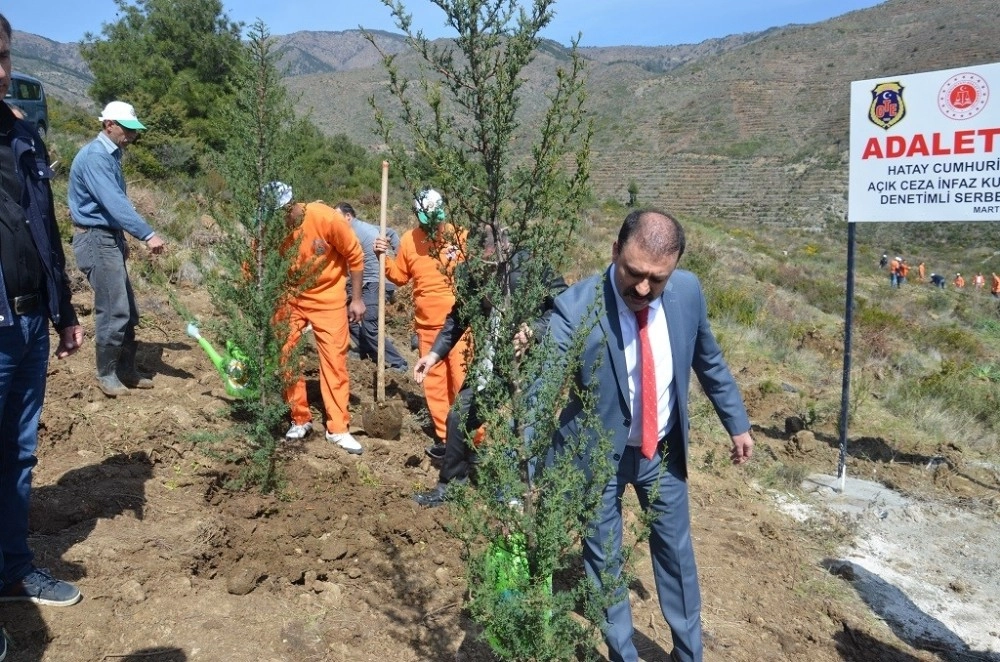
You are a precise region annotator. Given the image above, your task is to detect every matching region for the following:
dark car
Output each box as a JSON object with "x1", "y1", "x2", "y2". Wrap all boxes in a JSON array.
[{"x1": 4, "y1": 70, "x2": 49, "y2": 137}]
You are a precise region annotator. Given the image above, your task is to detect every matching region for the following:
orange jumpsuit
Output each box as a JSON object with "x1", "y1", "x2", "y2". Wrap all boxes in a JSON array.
[
  {"x1": 992, "y1": 273, "x2": 1000, "y2": 296},
  {"x1": 385, "y1": 223, "x2": 469, "y2": 442},
  {"x1": 279, "y1": 202, "x2": 364, "y2": 434},
  {"x1": 954, "y1": 274, "x2": 966, "y2": 288}
]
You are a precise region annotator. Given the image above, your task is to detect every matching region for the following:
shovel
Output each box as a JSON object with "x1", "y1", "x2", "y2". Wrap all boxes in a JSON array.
[{"x1": 362, "y1": 160, "x2": 404, "y2": 439}]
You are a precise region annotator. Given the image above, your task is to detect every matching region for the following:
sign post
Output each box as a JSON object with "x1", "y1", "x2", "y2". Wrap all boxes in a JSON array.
[{"x1": 843, "y1": 62, "x2": 1000, "y2": 488}]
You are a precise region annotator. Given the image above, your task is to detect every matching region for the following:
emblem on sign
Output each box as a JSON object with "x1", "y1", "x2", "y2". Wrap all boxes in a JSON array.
[
  {"x1": 868, "y1": 82, "x2": 906, "y2": 130},
  {"x1": 938, "y1": 72, "x2": 989, "y2": 120}
]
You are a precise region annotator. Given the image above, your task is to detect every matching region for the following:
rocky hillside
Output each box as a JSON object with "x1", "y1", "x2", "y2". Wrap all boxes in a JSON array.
[{"x1": 12, "y1": 0, "x2": 1000, "y2": 227}]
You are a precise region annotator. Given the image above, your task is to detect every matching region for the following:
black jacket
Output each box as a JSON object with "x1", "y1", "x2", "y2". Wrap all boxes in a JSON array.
[
  {"x1": 0, "y1": 103, "x2": 77, "y2": 330},
  {"x1": 430, "y1": 249, "x2": 567, "y2": 359}
]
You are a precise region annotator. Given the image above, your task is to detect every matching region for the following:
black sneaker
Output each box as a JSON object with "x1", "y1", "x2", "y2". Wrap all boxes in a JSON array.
[
  {"x1": 425, "y1": 442, "x2": 447, "y2": 460},
  {"x1": 0, "y1": 568, "x2": 82, "y2": 607},
  {"x1": 413, "y1": 485, "x2": 447, "y2": 507}
]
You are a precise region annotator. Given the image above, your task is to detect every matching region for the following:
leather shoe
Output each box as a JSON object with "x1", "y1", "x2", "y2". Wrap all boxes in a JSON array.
[{"x1": 413, "y1": 485, "x2": 447, "y2": 507}]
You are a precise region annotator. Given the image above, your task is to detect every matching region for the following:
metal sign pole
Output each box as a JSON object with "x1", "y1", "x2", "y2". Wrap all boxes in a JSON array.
[{"x1": 837, "y1": 221, "x2": 857, "y2": 492}]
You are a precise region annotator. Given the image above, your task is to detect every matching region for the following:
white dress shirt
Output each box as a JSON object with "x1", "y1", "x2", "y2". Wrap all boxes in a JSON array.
[{"x1": 609, "y1": 265, "x2": 675, "y2": 448}]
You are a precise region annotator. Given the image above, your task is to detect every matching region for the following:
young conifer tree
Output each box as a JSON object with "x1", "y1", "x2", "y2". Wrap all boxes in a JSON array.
[
  {"x1": 207, "y1": 22, "x2": 300, "y2": 492},
  {"x1": 368, "y1": 2, "x2": 625, "y2": 658}
]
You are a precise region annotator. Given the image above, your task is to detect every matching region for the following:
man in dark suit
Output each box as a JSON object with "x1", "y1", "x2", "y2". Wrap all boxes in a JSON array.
[{"x1": 546, "y1": 209, "x2": 753, "y2": 662}]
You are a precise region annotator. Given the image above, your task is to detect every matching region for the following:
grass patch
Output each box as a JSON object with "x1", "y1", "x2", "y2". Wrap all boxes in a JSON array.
[{"x1": 756, "y1": 462, "x2": 809, "y2": 491}]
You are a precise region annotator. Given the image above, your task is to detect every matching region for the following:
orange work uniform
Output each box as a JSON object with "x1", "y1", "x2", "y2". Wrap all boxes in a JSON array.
[
  {"x1": 279, "y1": 202, "x2": 365, "y2": 435},
  {"x1": 992, "y1": 273, "x2": 1000, "y2": 296},
  {"x1": 385, "y1": 223, "x2": 469, "y2": 442},
  {"x1": 954, "y1": 274, "x2": 966, "y2": 288}
]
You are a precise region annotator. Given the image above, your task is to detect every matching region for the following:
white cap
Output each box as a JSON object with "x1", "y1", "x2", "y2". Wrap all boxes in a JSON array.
[
  {"x1": 99, "y1": 101, "x2": 146, "y2": 130},
  {"x1": 261, "y1": 181, "x2": 293, "y2": 210},
  {"x1": 413, "y1": 188, "x2": 445, "y2": 225}
]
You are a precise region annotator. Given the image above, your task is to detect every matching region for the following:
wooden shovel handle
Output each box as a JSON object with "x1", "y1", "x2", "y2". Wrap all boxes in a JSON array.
[{"x1": 377, "y1": 161, "x2": 389, "y2": 402}]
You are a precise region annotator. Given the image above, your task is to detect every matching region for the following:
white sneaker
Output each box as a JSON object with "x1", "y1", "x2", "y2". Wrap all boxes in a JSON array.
[
  {"x1": 285, "y1": 422, "x2": 313, "y2": 439},
  {"x1": 326, "y1": 431, "x2": 363, "y2": 455}
]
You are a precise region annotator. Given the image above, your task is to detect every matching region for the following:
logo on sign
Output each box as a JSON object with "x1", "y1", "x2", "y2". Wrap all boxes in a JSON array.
[
  {"x1": 938, "y1": 72, "x2": 989, "y2": 120},
  {"x1": 868, "y1": 82, "x2": 906, "y2": 130}
]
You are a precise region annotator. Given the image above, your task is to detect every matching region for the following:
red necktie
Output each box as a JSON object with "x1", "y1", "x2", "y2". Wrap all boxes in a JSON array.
[{"x1": 635, "y1": 306, "x2": 658, "y2": 459}]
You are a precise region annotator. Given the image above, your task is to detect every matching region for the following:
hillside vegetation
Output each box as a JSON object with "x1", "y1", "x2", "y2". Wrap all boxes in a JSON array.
[
  {"x1": 16, "y1": 0, "x2": 1000, "y2": 229},
  {"x1": 13, "y1": 0, "x2": 1000, "y2": 462}
]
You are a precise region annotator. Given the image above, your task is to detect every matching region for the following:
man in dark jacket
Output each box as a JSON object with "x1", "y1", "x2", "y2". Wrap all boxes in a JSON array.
[
  {"x1": 0, "y1": 15, "x2": 86, "y2": 649},
  {"x1": 412, "y1": 227, "x2": 566, "y2": 506}
]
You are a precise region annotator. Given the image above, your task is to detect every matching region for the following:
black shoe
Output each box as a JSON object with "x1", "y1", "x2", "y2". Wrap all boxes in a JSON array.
[
  {"x1": 413, "y1": 485, "x2": 447, "y2": 507},
  {"x1": 425, "y1": 442, "x2": 447, "y2": 460}
]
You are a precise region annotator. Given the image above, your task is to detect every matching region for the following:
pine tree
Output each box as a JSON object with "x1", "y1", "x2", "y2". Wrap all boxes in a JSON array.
[
  {"x1": 368, "y1": 2, "x2": 621, "y2": 658},
  {"x1": 80, "y1": 0, "x2": 244, "y2": 176},
  {"x1": 205, "y1": 22, "x2": 299, "y2": 492}
]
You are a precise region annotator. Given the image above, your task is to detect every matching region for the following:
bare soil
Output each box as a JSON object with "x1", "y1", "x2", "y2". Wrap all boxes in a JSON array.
[{"x1": 3, "y1": 276, "x2": 999, "y2": 662}]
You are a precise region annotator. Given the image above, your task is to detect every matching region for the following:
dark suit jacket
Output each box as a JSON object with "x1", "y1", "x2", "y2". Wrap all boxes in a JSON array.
[{"x1": 547, "y1": 268, "x2": 750, "y2": 475}]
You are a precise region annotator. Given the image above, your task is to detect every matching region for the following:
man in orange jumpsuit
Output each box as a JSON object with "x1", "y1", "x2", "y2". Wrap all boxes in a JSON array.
[
  {"x1": 992, "y1": 273, "x2": 1000, "y2": 298},
  {"x1": 897, "y1": 259, "x2": 909, "y2": 286},
  {"x1": 954, "y1": 273, "x2": 966, "y2": 288},
  {"x1": 374, "y1": 188, "x2": 468, "y2": 458},
  {"x1": 267, "y1": 182, "x2": 367, "y2": 455}
]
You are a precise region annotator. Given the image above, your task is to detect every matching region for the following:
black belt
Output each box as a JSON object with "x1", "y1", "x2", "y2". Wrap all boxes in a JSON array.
[{"x1": 8, "y1": 292, "x2": 41, "y2": 315}]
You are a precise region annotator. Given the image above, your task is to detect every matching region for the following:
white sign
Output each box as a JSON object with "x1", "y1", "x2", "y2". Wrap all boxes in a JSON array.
[{"x1": 849, "y1": 62, "x2": 1000, "y2": 223}]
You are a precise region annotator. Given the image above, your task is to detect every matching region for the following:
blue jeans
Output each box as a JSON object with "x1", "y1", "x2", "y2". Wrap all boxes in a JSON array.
[
  {"x1": 0, "y1": 311, "x2": 49, "y2": 589},
  {"x1": 72, "y1": 227, "x2": 139, "y2": 346},
  {"x1": 349, "y1": 282, "x2": 408, "y2": 370}
]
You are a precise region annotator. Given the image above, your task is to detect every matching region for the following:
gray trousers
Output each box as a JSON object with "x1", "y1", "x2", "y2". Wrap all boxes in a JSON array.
[
  {"x1": 584, "y1": 423, "x2": 703, "y2": 662},
  {"x1": 72, "y1": 227, "x2": 139, "y2": 347},
  {"x1": 349, "y1": 282, "x2": 408, "y2": 370}
]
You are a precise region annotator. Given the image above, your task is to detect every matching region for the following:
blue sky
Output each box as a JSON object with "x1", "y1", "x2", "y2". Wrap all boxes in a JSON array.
[{"x1": 7, "y1": 0, "x2": 886, "y2": 47}]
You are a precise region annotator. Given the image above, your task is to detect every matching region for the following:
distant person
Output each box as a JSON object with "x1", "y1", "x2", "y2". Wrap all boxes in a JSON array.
[
  {"x1": 335, "y1": 202, "x2": 408, "y2": 372},
  {"x1": 954, "y1": 273, "x2": 966, "y2": 288},
  {"x1": 0, "y1": 14, "x2": 85, "y2": 646},
  {"x1": 544, "y1": 209, "x2": 753, "y2": 662},
  {"x1": 973, "y1": 272, "x2": 985, "y2": 290},
  {"x1": 889, "y1": 256, "x2": 900, "y2": 287},
  {"x1": 266, "y1": 184, "x2": 366, "y2": 455},
  {"x1": 879, "y1": 253, "x2": 888, "y2": 269},
  {"x1": 917, "y1": 262, "x2": 926, "y2": 282},
  {"x1": 991, "y1": 272, "x2": 1000, "y2": 298},
  {"x1": 68, "y1": 100, "x2": 166, "y2": 396},
  {"x1": 896, "y1": 259, "x2": 909, "y2": 286},
  {"x1": 930, "y1": 273, "x2": 946, "y2": 288},
  {"x1": 374, "y1": 188, "x2": 469, "y2": 459}
]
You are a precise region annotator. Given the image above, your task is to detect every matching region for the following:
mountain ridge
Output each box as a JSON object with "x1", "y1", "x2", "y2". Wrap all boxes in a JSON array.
[{"x1": 10, "y1": 0, "x2": 1000, "y2": 227}]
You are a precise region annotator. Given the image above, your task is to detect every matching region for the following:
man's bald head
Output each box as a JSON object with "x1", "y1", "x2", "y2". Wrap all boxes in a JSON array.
[{"x1": 617, "y1": 209, "x2": 685, "y2": 261}]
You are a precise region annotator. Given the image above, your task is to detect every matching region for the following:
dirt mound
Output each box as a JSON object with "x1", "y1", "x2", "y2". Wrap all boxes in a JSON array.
[{"x1": 1, "y1": 282, "x2": 997, "y2": 661}]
